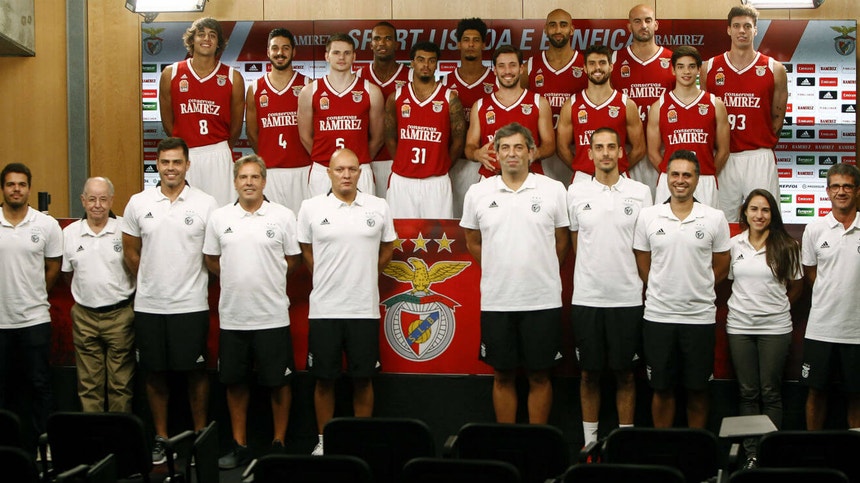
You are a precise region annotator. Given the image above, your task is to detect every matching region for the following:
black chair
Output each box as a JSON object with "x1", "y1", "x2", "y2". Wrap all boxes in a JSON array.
[
  {"x1": 601, "y1": 427, "x2": 722, "y2": 483},
  {"x1": 757, "y1": 430, "x2": 860, "y2": 483},
  {"x1": 0, "y1": 446, "x2": 40, "y2": 483},
  {"x1": 191, "y1": 421, "x2": 219, "y2": 483},
  {"x1": 562, "y1": 463, "x2": 686, "y2": 483},
  {"x1": 55, "y1": 453, "x2": 118, "y2": 483},
  {"x1": 402, "y1": 457, "x2": 521, "y2": 483},
  {"x1": 324, "y1": 417, "x2": 435, "y2": 483},
  {"x1": 447, "y1": 423, "x2": 569, "y2": 483},
  {"x1": 246, "y1": 454, "x2": 373, "y2": 483},
  {"x1": 729, "y1": 467, "x2": 849, "y2": 483},
  {"x1": 0, "y1": 409, "x2": 22, "y2": 447}
]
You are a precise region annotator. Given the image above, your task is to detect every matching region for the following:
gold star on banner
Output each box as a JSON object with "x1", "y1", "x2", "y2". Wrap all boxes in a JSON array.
[
  {"x1": 435, "y1": 232, "x2": 454, "y2": 253},
  {"x1": 411, "y1": 232, "x2": 429, "y2": 252},
  {"x1": 392, "y1": 238, "x2": 405, "y2": 252}
]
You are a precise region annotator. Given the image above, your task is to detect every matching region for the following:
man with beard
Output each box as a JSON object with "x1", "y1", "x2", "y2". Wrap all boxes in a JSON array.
[
  {"x1": 611, "y1": 4, "x2": 675, "y2": 199},
  {"x1": 557, "y1": 44, "x2": 645, "y2": 184},
  {"x1": 357, "y1": 22, "x2": 412, "y2": 198},
  {"x1": 0, "y1": 163, "x2": 62, "y2": 453},
  {"x1": 634, "y1": 150, "x2": 730, "y2": 428},
  {"x1": 246, "y1": 28, "x2": 311, "y2": 214},
  {"x1": 465, "y1": 45, "x2": 555, "y2": 179},
  {"x1": 384, "y1": 41, "x2": 465, "y2": 219}
]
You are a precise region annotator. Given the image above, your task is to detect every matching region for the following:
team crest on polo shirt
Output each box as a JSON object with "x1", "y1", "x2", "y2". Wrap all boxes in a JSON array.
[
  {"x1": 382, "y1": 257, "x2": 470, "y2": 362},
  {"x1": 31, "y1": 233, "x2": 40, "y2": 243},
  {"x1": 265, "y1": 224, "x2": 275, "y2": 239},
  {"x1": 366, "y1": 215, "x2": 376, "y2": 227},
  {"x1": 185, "y1": 211, "x2": 195, "y2": 225},
  {"x1": 531, "y1": 195, "x2": 543, "y2": 213},
  {"x1": 114, "y1": 241, "x2": 122, "y2": 253},
  {"x1": 695, "y1": 230, "x2": 704, "y2": 239}
]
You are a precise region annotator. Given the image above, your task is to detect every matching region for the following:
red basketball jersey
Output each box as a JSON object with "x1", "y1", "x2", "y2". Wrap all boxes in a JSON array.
[
  {"x1": 443, "y1": 67, "x2": 497, "y2": 129},
  {"x1": 252, "y1": 72, "x2": 310, "y2": 169},
  {"x1": 611, "y1": 46, "x2": 675, "y2": 132},
  {"x1": 169, "y1": 59, "x2": 234, "y2": 148},
  {"x1": 657, "y1": 91, "x2": 719, "y2": 175},
  {"x1": 526, "y1": 51, "x2": 587, "y2": 128},
  {"x1": 357, "y1": 64, "x2": 411, "y2": 161},
  {"x1": 392, "y1": 83, "x2": 453, "y2": 178},
  {"x1": 705, "y1": 52, "x2": 777, "y2": 152},
  {"x1": 473, "y1": 90, "x2": 543, "y2": 178},
  {"x1": 310, "y1": 76, "x2": 373, "y2": 166},
  {"x1": 567, "y1": 90, "x2": 631, "y2": 174}
]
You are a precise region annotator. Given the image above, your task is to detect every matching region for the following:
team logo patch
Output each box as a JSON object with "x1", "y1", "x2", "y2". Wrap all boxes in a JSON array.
[
  {"x1": 624, "y1": 206, "x2": 633, "y2": 216},
  {"x1": 486, "y1": 110, "x2": 496, "y2": 125},
  {"x1": 401, "y1": 104, "x2": 411, "y2": 118},
  {"x1": 292, "y1": 86, "x2": 303, "y2": 97},
  {"x1": 395, "y1": 80, "x2": 407, "y2": 88},
  {"x1": 31, "y1": 234, "x2": 40, "y2": 243},
  {"x1": 801, "y1": 363, "x2": 810, "y2": 378},
  {"x1": 755, "y1": 66, "x2": 766, "y2": 77},
  {"x1": 142, "y1": 27, "x2": 165, "y2": 56},
  {"x1": 113, "y1": 242, "x2": 122, "y2": 253},
  {"x1": 185, "y1": 217, "x2": 194, "y2": 226},
  {"x1": 715, "y1": 71, "x2": 725, "y2": 86},
  {"x1": 660, "y1": 58, "x2": 671, "y2": 69},
  {"x1": 572, "y1": 67, "x2": 583, "y2": 78},
  {"x1": 620, "y1": 64, "x2": 631, "y2": 78},
  {"x1": 179, "y1": 78, "x2": 189, "y2": 93},
  {"x1": 266, "y1": 229, "x2": 275, "y2": 239},
  {"x1": 432, "y1": 101, "x2": 444, "y2": 113},
  {"x1": 319, "y1": 95, "x2": 330, "y2": 110},
  {"x1": 695, "y1": 230, "x2": 704, "y2": 239},
  {"x1": 382, "y1": 257, "x2": 470, "y2": 361},
  {"x1": 535, "y1": 73, "x2": 545, "y2": 88},
  {"x1": 608, "y1": 106, "x2": 620, "y2": 118},
  {"x1": 366, "y1": 217, "x2": 376, "y2": 227},
  {"x1": 352, "y1": 91, "x2": 364, "y2": 103},
  {"x1": 698, "y1": 103, "x2": 709, "y2": 115},
  {"x1": 832, "y1": 26, "x2": 857, "y2": 56},
  {"x1": 259, "y1": 94, "x2": 269, "y2": 108},
  {"x1": 521, "y1": 104, "x2": 533, "y2": 115},
  {"x1": 577, "y1": 109, "x2": 588, "y2": 124},
  {"x1": 531, "y1": 203, "x2": 541, "y2": 213},
  {"x1": 483, "y1": 82, "x2": 494, "y2": 94},
  {"x1": 217, "y1": 75, "x2": 228, "y2": 86},
  {"x1": 667, "y1": 109, "x2": 678, "y2": 123}
]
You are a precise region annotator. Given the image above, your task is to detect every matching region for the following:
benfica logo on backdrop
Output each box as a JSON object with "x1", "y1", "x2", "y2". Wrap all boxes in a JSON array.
[
  {"x1": 831, "y1": 26, "x2": 857, "y2": 56},
  {"x1": 381, "y1": 257, "x2": 469, "y2": 362},
  {"x1": 142, "y1": 27, "x2": 165, "y2": 56}
]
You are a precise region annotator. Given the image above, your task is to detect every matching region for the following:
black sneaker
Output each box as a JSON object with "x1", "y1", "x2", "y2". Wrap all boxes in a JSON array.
[
  {"x1": 218, "y1": 441, "x2": 252, "y2": 470},
  {"x1": 152, "y1": 436, "x2": 168, "y2": 465},
  {"x1": 270, "y1": 439, "x2": 286, "y2": 454}
]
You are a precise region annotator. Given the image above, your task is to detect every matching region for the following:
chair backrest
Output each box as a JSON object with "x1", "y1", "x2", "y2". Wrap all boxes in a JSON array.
[
  {"x1": 192, "y1": 421, "x2": 219, "y2": 483},
  {"x1": 563, "y1": 463, "x2": 686, "y2": 483},
  {"x1": 452, "y1": 423, "x2": 570, "y2": 483},
  {"x1": 729, "y1": 467, "x2": 849, "y2": 483},
  {"x1": 0, "y1": 446, "x2": 40, "y2": 483},
  {"x1": 0, "y1": 409, "x2": 22, "y2": 447},
  {"x1": 602, "y1": 427, "x2": 720, "y2": 483},
  {"x1": 757, "y1": 430, "x2": 860, "y2": 483},
  {"x1": 402, "y1": 457, "x2": 521, "y2": 483},
  {"x1": 324, "y1": 417, "x2": 436, "y2": 483},
  {"x1": 85, "y1": 453, "x2": 118, "y2": 483},
  {"x1": 249, "y1": 454, "x2": 373, "y2": 483},
  {"x1": 47, "y1": 411, "x2": 151, "y2": 480}
]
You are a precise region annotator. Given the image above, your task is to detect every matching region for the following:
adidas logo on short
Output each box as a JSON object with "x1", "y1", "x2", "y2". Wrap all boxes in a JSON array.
[
  {"x1": 196, "y1": 355, "x2": 205, "y2": 363},
  {"x1": 284, "y1": 367, "x2": 292, "y2": 377},
  {"x1": 554, "y1": 352, "x2": 563, "y2": 361}
]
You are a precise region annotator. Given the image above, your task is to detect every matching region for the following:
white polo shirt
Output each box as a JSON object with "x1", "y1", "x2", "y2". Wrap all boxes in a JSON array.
[
  {"x1": 633, "y1": 202, "x2": 731, "y2": 324},
  {"x1": 122, "y1": 185, "x2": 218, "y2": 314},
  {"x1": 801, "y1": 212, "x2": 860, "y2": 344},
  {"x1": 568, "y1": 176, "x2": 652, "y2": 307},
  {"x1": 0, "y1": 207, "x2": 63, "y2": 328},
  {"x1": 726, "y1": 230, "x2": 800, "y2": 335},
  {"x1": 297, "y1": 191, "x2": 396, "y2": 319},
  {"x1": 62, "y1": 216, "x2": 135, "y2": 308},
  {"x1": 460, "y1": 174, "x2": 569, "y2": 311},
  {"x1": 203, "y1": 201, "x2": 300, "y2": 330}
]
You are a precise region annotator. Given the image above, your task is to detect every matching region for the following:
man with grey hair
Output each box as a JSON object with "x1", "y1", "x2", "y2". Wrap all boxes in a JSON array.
[
  {"x1": 204, "y1": 155, "x2": 301, "y2": 468},
  {"x1": 461, "y1": 122, "x2": 569, "y2": 424},
  {"x1": 62, "y1": 177, "x2": 136, "y2": 413}
]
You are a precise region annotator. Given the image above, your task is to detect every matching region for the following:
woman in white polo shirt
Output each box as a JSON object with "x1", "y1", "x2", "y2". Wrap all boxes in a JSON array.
[{"x1": 726, "y1": 188, "x2": 802, "y2": 470}]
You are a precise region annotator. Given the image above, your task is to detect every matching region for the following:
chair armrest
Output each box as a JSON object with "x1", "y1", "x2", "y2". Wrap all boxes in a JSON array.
[
  {"x1": 442, "y1": 435, "x2": 458, "y2": 457},
  {"x1": 37, "y1": 432, "x2": 50, "y2": 477},
  {"x1": 55, "y1": 464, "x2": 89, "y2": 482}
]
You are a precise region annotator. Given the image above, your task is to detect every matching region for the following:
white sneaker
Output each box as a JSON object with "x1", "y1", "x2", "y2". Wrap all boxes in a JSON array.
[{"x1": 311, "y1": 440, "x2": 324, "y2": 456}]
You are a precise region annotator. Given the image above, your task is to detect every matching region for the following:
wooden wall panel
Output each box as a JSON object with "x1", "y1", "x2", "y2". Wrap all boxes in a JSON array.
[
  {"x1": 393, "y1": 1, "x2": 520, "y2": 20},
  {"x1": 266, "y1": 0, "x2": 391, "y2": 20},
  {"x1": 154, "y1": 1, "x2": 264, "y2": 22},
  {"x1": 0, "y1": 0, "x2": 69, "y2": 216},
  {"x1": 86, "y1": 2, "x2": 144, "y2": 213}
]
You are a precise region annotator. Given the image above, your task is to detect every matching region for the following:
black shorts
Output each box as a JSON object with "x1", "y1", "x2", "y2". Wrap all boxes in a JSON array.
[
  {"x1": 643, "y1": 321, "x2": 714, "y2": 391},
  {"x1": 480, "y1": 308, "x2": 563, "y2": 372},
  {"x1": 307, "y1": 319, "x2": 380, "y2": 380},
  {"x1": 134, "y1": 311, "x2": 209, "y2": 372},
  {"x1": 573, "y1": 305, "x2": 643, "y2": 372},
  {"x1": 218, "y1": 326, "x2": 295, "y2": 387},
  {"x1": 801, "y1": 338, "x2": 860, "y2": 393}
]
